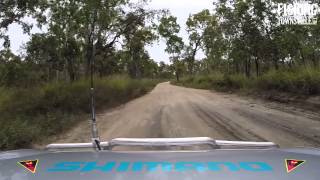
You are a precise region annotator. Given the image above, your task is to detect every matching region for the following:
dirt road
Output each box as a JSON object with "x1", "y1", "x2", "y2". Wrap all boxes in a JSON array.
[{"x1": 54, "y1": 82, "x2": 320, "y2": 148}]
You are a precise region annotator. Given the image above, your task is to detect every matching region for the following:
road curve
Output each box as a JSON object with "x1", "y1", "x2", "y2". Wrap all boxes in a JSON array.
[{"x1": 55, "y1": 82, "x2": 320, "y2": 148}]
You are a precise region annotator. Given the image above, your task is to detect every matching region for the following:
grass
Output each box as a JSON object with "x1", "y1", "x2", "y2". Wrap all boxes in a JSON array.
[
  {"x1": 0, "y1": 75, "x2": 160, "y2": 150},
  {"x1": 173, "y1": 67, "x2": 320, "y2": 95},
  {"x1": 257, "y1": 68, "x2": 320, "y2": 95}
]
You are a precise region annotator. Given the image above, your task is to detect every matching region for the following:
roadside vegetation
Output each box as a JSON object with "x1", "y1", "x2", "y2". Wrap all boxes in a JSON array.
[
  {"x1": 0, "y1": 76, "x2": 160, "y2": 150},
  {"x1": 173, "y1": 67, "x2": 320, "y2": 96},
  {"x1": 160, "y1": 1, "x2": 320, "y2": 98},
  {"x1": 0, "y1": 1, "x2": 174, "y2": 150}
]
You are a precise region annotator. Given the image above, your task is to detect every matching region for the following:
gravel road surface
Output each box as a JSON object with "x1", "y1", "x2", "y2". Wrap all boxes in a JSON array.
[{"x1": 54, "y1": 82, "x2": 320, "y2": 148}]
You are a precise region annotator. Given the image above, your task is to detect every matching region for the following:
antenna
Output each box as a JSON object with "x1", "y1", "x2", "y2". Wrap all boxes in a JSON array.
[{"x1": 89, "y1": 8, "x2": 101, "y2": 151}]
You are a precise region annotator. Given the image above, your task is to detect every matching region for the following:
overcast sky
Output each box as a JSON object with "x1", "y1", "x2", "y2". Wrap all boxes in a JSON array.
[
  {"x1": 4, "y1": 0, "x2": 214, "y2": 63},
  {"x1": 146, "y1": 0, "x2": 213, "y2": 63}
]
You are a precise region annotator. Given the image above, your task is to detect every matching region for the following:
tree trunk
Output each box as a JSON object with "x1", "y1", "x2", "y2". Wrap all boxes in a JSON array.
[
  {"x1": 175, "y1": 71, "x2": 180, "y2": 82},
  {"x1": 273, "y1": 50, "x2": 279, "y2": 70},
  {"x1": 245, "y1": 58, "x2": 251, "y2": 78},
  {"x1": 188, "y1": 58, "x2": 194, "y2": 75},
  {"x1": 205, "y1": 59, "x2": 210, "y2": 74},
  {"x1": 67, "y1": 57, "x2": 75, "y2": 81},
  {"x1": 299, "y1": 48, "x2": 306, "y2": 67},
  {"x1": 235, "y1": 61, "x2": 240, "y2": 74},
  {"x1": 55, "y1": 70, "x2": 59, "y2": 82},
  {"x1": 255, "y1": 57, "x2": 260, "y2": 77},
  {"x1": 312, "y1": 51, "x2": 317, "y2": 67}
]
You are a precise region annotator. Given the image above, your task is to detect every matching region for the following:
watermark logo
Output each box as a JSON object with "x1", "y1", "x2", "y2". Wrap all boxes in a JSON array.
[{"x1": 277, "y1": 0, "x2": 319, "y2": 25}]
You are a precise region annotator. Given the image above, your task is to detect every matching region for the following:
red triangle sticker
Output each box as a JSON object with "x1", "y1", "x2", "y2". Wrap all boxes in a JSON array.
[
  {"x1": 285, "y1": 159, "x2": 305, "y2": 173},
  {"x1": 18, "y1": 160, "x2": 38, "y2": 173}
]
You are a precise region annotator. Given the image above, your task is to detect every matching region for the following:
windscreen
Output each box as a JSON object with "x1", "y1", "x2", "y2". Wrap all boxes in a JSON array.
[{"x1": 0, "y1": 0, "x2": 319, "y2": 151}]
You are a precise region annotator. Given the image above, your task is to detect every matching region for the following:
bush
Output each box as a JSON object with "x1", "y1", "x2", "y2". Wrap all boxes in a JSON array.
[
  {"x1": 173, "y1": 68, "x2": 320, "y2": 95},
  {"x1": 173, "y1": 73, "x2": 224, "y2": 89},
  {"x1": 258, "y1": 68, "x2": 320, "y2": 95},
  {"x1": 0, "y1": 75, "x2": 159, "y2": 150},
  {"x1": 220, "y1": 74, "x2": 252, "y2": 90}
]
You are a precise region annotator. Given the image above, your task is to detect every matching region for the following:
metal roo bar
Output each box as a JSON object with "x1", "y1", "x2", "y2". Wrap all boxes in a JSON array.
[
  {"x1": 46, "y1": 142, "x2": 109, "y2": 149},
  {"x1": 108, "y1": 137, "x2": 218, "y2": 149},
  {"x1": 46, "y1": 137, "x2": 278, "y2": 150},
  {"x1": 215, "y1": 140, "x2": 279, "y2": 149}
]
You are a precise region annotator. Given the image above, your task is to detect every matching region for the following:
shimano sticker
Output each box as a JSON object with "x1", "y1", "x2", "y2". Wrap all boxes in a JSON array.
[{"x1": 47, "y1": 161, "x2": 273, "y2": 172}]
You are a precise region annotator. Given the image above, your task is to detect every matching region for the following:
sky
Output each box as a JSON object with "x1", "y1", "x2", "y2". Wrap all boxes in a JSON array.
[
  {"x1": 4, "y1": 0, "x2": 214, "y2": 63},
  {"x1": 145, "y1": 0, "x2": 213, "y2": 63}
]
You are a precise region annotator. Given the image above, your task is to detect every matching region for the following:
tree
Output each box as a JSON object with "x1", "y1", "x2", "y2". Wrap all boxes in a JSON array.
[
  {"x1": 25, "y1": 33, "x2": 63, "y2": 81},
  {"x1": 211, "y1": 0, "x2": 278, "y2": 77},
  {"x1": 121, "y1": 8, "x2": 158, "y2": 78},
  {"x1": 0, "y1": 49, "x2": 35, "y2": 87},
  {"x1": 0, "y1": 0, "x2": 47, "y2": 48},
  {"x1": 158, "y1": 61, "x2": 173, "y2": 79},
  {"x1": 186, "y1": 10, "x2": 213, "y2": 74},
  {"x1": 158, "y1": 15, "x2": 185, "y2": 81}
]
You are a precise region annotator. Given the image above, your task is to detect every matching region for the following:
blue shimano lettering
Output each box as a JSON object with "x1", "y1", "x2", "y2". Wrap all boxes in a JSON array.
[
  {"x1": 47, "y1": 161, "x2": 272, "y2": 172},
  {"x1": 47, "y1": 162, "x2": 83, "y2": 172},
  {"x1": 132, "y1": 162, "x2": 172, "y2": 172},
  {"x1": 207, "y1": 162, "x2": 240, "y2": 171},
  {"x1": 239, "y1": 162, "x2": 273, "y2": 172},
  {"x1": 80, "y1": 162, "x2": 116, "y2": 172},
  {"x1": 117, "y1": 162, "x2": 130, "y2": 172},
  {"x1": 175, "y1": 162, "x2": 207, "y2": 172}
]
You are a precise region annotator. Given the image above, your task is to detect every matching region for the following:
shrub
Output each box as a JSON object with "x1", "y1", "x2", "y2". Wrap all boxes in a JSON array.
[
  {"x1": 173, "y1": 73, "x2": 224, "y2": 89},
  {"x1": 0, "y1": 75, "x2": 159, "y2": 150},
  {"x1": 173, "y1": 67, "x2": 320, "y2": 95},
  {"x1": 258, "y1": 68, "x2": 320, "y2": 95},
  {"x1": 221, "y1": 74, "x2": 252, "y2": 89}
]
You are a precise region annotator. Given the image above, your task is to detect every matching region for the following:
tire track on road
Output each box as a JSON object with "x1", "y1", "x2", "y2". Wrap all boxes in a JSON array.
[
  {"x1": 191, "y1": 102, "x2": 267, "y2": 142},
  {"x1": 234, "y1": 108, "x2": 320, "y2": 146}
]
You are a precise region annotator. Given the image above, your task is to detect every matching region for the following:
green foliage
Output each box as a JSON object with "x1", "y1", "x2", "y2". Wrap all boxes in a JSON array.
[
  {"x1": 173, "y1": 73, "x2": 224, "y2": 89},
  {"x1": 0, "y1": 76, "x2": 159, "y2": 150},
  {"x1": 158, "y1": 15, "x2": 185, "y2": 81},
  {"x1": 258, "y1": 68, "x2": 320, "y2": 95},
  {"x1": 1, "y1": 0, "x2": 168, "y2": 82},
  {"x1": 159, "y1": 15, "x2": 184, "y2": 55},
  {"x1": 0, "y1": 0, "x2": 47, "y2": 47},
  {"x1": 221, "y1": 74, "x2": 253, "y2": 90},
  {"x1": 0, "y1": 50, "x2": 43, "y2": 87},
  {"x1": 174, "y1": 68, "x2": 320, "y2": 95},
  {"x1": 178, "y1": 0, "x2": 320, "y2": 79}
]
